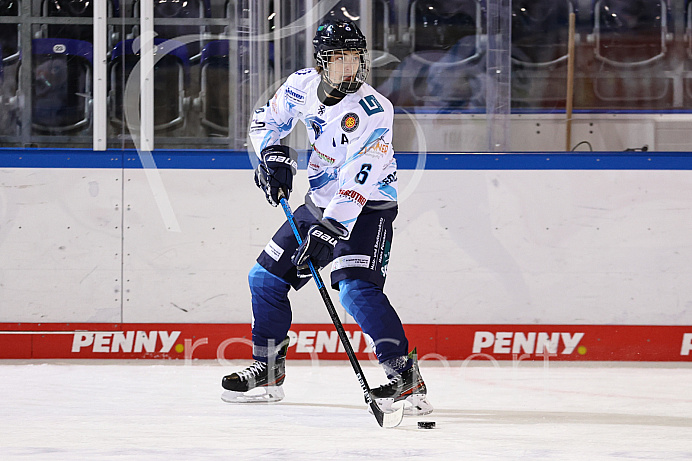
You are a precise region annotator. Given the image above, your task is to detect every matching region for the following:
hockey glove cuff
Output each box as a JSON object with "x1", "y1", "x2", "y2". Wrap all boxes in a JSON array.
[
  {"x1": 291, "y1": 218, "x2": 348, "y2": 268},
  {"x1": 295, "y1": 264, "x2": 313, "y2": 279},
  {"x1": 254, "y1": 145, "x2": 298, "y2": 206}
]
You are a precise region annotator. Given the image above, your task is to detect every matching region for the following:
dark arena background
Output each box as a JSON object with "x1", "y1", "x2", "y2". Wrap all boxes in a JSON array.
[{"x1": 1, "y1": 1, "x2": 691, "y2": 459}]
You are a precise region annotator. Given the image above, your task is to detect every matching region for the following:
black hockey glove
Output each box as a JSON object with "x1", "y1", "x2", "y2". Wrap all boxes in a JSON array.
[
  {"x1": 291, "y1": 218, "x2": 348, "y2": 268},
  {"x1": 254, "y1": 145, "x2": 298, "y2": 206},
  {"x1": 295, "y1": 264, "x2": 313, "y2": 280}
]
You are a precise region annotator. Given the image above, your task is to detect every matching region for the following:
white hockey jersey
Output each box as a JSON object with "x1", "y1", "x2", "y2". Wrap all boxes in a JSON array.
[{"x1": 249, "y1": 68, "x2": 398, "y2": 237}]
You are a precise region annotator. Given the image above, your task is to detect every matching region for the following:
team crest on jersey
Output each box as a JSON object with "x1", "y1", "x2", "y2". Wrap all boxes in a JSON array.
[
  {"x1": 305, "y1": 115, "x2": 326, "y2": 139},
  {"x1": 341, "y1": 113, "x2": 359, "y2": 133}
]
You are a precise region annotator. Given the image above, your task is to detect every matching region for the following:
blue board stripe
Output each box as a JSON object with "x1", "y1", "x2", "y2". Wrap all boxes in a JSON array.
[
  {"x1": 392, "y1": 108, "x2": 692, "y2": 115},
  {"x1": 396, "y1": 152, "x2": 692, "y2": 170},
  {"x1": 0, "y1": 149, "x2": 124, "y2": 168},
  {"x1": 1, "y1": 148, "x2": 692, "y2": 170}
]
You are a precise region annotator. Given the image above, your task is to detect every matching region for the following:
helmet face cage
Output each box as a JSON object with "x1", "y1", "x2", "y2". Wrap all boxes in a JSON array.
[{"x1": 316, "y1": 48, "x2": 370, "y2": 94}]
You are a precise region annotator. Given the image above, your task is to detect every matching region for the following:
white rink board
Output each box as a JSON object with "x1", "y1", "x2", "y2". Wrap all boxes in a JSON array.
[
  {"x1": 119, "y1": 169, "x2": 333, "y2": 324},
  {"x1": 0, "y1": 168, "x2": 122, "y2": 322},
  {"x1": 1, "y1": 167, "x2": 691, "y2": 325},
  {"x1": 389, "y1": 169, "x2": 692, "y2": 324}
]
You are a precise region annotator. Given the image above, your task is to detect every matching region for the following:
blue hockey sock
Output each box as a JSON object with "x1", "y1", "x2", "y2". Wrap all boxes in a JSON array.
[
  {"x1": 248, "y1": 263, "x2": 292, "y2": 361},
  {"x1": 338, "y1": 278, "x2": 410, "y2": 369}
]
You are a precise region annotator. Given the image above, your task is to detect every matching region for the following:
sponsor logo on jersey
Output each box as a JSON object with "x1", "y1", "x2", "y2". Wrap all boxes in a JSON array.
[
  {"x1": 367, "y1": 139, "x2": 389, "y2": 157},
  {"x1": 682, "y1": 333, "x2": 692, "y2": 355},
  {"x1": 72, "y1": 330, "x2": 181, "y2": 353},
  {"x1": 332, "y1": 254, "x2": 371, "y2": 270},
  {"x1": 380, "y1": 171, "x2": 397, "y2": 186},
  {"x1": 472, "y1": 331, "x2": 585, "y2": 355},
  {"x1": 312, "y1": 145, "x2": 335, "y2": 164},
  {"x1": 264, "y1": 239, "x2": 285, "y2": 262},
  {"x1": 371, "y1": 217, "x2": 386, "y2": 271},
  {"x1": 341, "y1": 112, "x2": 359, "y2": 132},
  {"x1": 381, "y1": 240, "x2": 391, "y2": 278},
  {"x1": 285, "y1": 86, "x2": 306, "y2": 104},
  {"x1": 271, "y1": 93, "x2": 279, "y2": 113},
  {"x1": 338, "y1": 189, "x2": 367, "y2": 206}
]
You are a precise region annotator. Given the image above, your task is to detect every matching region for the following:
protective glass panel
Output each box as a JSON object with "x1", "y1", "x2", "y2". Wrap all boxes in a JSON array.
[{"x1": 0, "y1": 0, "x2": 687, "y2": 152}]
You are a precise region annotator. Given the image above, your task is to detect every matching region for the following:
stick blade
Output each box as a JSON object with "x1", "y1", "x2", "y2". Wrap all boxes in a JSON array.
[{"x1": 370, "y1": 400, "x2": 404, "y2": 428}]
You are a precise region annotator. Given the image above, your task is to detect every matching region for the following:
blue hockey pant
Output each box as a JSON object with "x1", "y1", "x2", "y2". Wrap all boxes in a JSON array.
[{"x1": 248, "y1": 263, "x2": 408, "y2": 364}]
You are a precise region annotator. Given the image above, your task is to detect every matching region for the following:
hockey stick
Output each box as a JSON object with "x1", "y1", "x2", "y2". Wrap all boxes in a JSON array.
[{"x1": 278, "y1": 195, "x2": 404, "y2": 428}]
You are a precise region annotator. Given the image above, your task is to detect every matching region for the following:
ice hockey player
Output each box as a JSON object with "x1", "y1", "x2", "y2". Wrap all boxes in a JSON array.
[{"x1": 221, "y1": 18, "x2": 432, "y2": 417}]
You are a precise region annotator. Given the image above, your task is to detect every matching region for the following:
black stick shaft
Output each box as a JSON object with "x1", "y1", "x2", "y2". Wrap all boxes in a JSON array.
[{"x1": 278, "y1": 197, "x2": 401, "y2": 427}]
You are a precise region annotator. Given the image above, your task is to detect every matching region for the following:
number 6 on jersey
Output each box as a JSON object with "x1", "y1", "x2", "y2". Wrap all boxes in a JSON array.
[{"x1": 355, "y1": 163, "x2": 372, "y2": 184}]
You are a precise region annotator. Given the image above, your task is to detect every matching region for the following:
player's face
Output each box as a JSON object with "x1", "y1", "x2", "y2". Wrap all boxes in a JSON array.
[{"x1": 327, "y1": 50, "x2": 361, "y2": 86}]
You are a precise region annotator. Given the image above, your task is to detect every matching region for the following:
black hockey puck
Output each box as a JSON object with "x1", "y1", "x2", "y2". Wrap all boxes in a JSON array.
[{"x1": 417, "y1": 421, "x2": 435, "y2": 429}]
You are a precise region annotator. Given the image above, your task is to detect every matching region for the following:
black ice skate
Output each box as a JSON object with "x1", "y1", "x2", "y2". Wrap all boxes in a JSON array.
[
  {"x1": 371, "y1": 348, "x2": 433, "y2": 416},
  {"x1": 221, "y1": 341, "x2": 287, "y2": 403}
]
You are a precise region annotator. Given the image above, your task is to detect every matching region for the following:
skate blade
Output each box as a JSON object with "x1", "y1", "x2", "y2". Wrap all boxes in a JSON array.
[
  {"x1": 221, "y1": 385, "x2": 285, "y2": 403},
  {"x1": 372, "y1": 394, "x2": 434, "y2": 416}
]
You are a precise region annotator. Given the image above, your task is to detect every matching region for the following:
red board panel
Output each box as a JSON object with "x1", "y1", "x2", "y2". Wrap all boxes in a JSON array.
[{"x1": 1, "y1": 323, "x2": 691, "y2": 362}]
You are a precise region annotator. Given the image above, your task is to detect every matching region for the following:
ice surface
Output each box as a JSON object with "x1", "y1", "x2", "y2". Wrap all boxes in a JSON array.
[{"x1": 1, "y1": 360, "x2": 692, "y2": 460}]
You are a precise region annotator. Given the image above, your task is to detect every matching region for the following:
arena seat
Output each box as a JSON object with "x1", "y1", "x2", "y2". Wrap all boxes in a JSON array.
[
  {"x1": 0, "y1": 0, "x2": 19, "y2": 63},
  {"x1": 587, "y1": 0, "x2": 673, "y2": 108},
  {"x1": 0, "y1": 43, "x2": 17, "y2": 115},
  {"x1": 40, "y1": 0, "x2": 120, "y2": 42},
  {"x1": 199, "y1": 2, "x2": 276, "y2": 139},
  {"x1": 683, "y1": 0, "x2": 692, "y2": 103},
  {"x1": 510, "y1": 0, "x2": 576, "y2": 107},
  {"x1": 0, "y1": 0, "x2": 19, "y2": 134},
  {"x1": 373, "y1": 0, "x2": 392, "y2": 54},
  {"x1": 687, "y1": 0, "x2": 692, "y2": 59},
  {"x1": 317, "y1": 0, "x2": 391, "y2": 53},
  {"x1": 0, "y1": 44, "x2": 6, "y2": 104},
  {"x1": 109, "y1": 38, "x2": 190, "y2": 132},
  {"x1": 198, "y1": 40, "x2": 230, "y2": 135},
  {"x1": 591, "y1": 0, "x2": 672, "y2": 67},
  {"x1": 378, "y1": 0, "x2": 484, "y2": 109},
  {"x1": 409, "y1": 0, "x2": 482, "y2": 59},
  {"x1": 511, "y1": 0, "x2": 575, "y2": 67},
  {"x1": 32, "y1": 38, "x2": 93, "y2": 133},
  {"x1": 133, "y1": 0, "x2": 211, "y2": 61}
]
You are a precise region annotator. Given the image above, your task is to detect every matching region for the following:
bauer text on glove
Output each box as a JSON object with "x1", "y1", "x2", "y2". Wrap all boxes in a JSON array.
[
  {"x1": 254, "y1": 145, "x2": 298, "y2": 206},
  {"x1": 291, "y1": 219, "x2": 348, "y2": 268}
]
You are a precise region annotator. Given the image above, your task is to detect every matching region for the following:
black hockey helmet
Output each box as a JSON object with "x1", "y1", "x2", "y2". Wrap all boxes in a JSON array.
[{"x1": 313, "y1": 19, "x2": 370, "y2": 94}]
